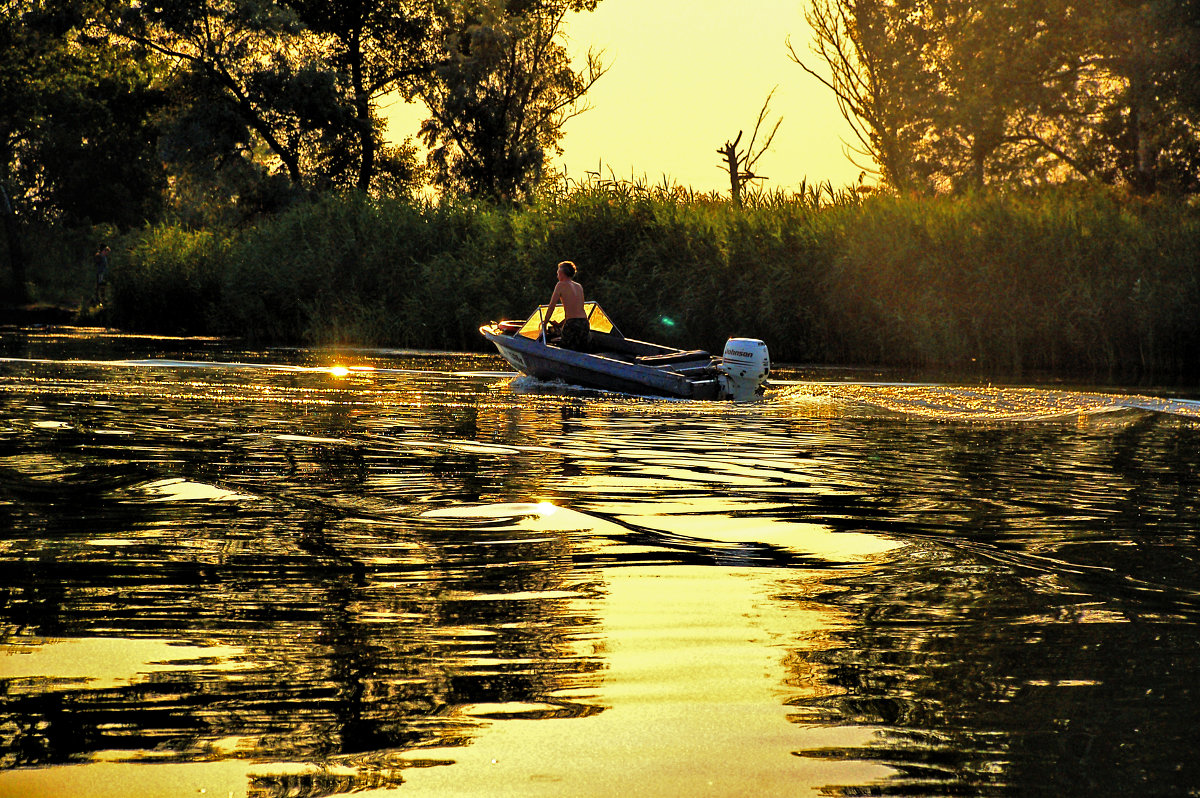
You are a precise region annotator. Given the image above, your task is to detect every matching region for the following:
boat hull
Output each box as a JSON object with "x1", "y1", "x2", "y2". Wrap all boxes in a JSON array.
[{"x1": 481, "y1": 325, "x2": 720, "y2": 399}]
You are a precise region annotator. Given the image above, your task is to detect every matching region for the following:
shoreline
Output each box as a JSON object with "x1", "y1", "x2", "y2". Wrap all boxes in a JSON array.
[
  {"x1": 0, "y1": 320, "x2": 1195, "y2": 393},
  {"x1": 0, "y1": 304, "x2": 79, "y2": 326}
]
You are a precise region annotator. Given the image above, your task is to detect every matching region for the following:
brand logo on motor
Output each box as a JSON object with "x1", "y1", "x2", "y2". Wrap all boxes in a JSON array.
[{"x1": 728, "y1": 350, "x2": 755, "y2": 359}]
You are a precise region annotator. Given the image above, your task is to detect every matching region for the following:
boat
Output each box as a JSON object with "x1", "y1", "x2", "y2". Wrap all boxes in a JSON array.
[{"x1": 480, "y1": 302, "x2": 770, "y2": 401}]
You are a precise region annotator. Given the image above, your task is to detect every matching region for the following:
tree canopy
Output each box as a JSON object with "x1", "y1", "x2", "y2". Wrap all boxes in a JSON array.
[
  {"x1": 0, "y1": 0, "x2": 606, "y2": 233},
  {"x1": 793, "y1": 0, "x2": 1200, "y2": 195},
  {"x1": 416, "y1": 0, "x2": 607, "y2": 201},
  {"x1": 1, "y1": 0, "x2": 166, "y2": 227}
]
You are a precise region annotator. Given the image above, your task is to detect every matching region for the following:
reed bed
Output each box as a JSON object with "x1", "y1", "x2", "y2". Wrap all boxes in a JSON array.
[{"x1": 8, "y1": 183, "x2": 1200, "y2": 379}]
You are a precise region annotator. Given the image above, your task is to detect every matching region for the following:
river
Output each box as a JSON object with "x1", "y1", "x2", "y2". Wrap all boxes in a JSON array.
[{"x1": 2, "y1": 328, "x2": 1200, "y2": 797}]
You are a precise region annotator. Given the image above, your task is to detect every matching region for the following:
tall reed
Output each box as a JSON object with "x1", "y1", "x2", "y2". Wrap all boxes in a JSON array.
[
  {"x1": 825, "y1": 189, "x2": 1200, "y2": 376},
  {"x1": 109, "y1": 225, "x2": 227, "y2": 333},
  {"x1": 37, "y1": 182, "x2": 1200, "y2": 380}
]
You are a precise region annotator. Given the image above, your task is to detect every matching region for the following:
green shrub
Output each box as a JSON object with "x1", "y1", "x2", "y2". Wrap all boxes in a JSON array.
[
  {"x1": 823, "y1": 188, "x2": 1200, "y2": 376},
  {"x1": 16, "y1": 182, "x2": 1199, "y2": 379},
  {"x1": 108, "y1": 225, "x2": 227, "y2": 334}
]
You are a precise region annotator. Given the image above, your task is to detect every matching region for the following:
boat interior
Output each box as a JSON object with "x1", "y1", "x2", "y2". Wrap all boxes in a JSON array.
[{"x1": 511, "y1": 302, "x2": 714, "y2": 373}]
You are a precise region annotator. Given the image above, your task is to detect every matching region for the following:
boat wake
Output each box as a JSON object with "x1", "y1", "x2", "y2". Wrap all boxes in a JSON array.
[
  {"x1": 772, "y1": 382, "x2": 1200, "y2": 423},
  {"x1": 417, "y1": 502, "x2": 879, "y2": 570},
  {"x1": 7, "y1": 351, "x2": 1199, "y2": 424},
  {"x1": 0, "y1": 355, "x2": 500, "y2": 379}
]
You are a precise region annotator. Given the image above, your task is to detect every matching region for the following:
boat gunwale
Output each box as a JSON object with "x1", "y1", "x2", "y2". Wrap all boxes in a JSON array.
[{"x1": 480, "y1": 323, "x2": 715, "y2": 398}]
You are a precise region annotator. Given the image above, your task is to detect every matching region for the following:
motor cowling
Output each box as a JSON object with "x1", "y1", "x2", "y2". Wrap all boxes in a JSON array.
[{"x1": 717, "y1": 338, "x2": 770, "y2": 401}]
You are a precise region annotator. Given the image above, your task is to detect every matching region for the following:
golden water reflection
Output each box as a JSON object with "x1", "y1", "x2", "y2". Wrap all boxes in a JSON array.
[
  {"x1": 4, "y1": 343, "x2": 1200, "y2": 796},
  {"x1": 365, "y1": 564, "x2": 892, "y2": 798},
  {"x1": 0, "y1": 550, "x2": 885, "y2": 798},
  {"x1": 0, "y1": 638, "x2": 255, "y2": 691}
]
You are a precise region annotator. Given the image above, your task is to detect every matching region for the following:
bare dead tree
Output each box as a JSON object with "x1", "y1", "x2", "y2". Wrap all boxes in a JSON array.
[{"x1": 717, "y1": 88, "x2": 782, "y2": 208}]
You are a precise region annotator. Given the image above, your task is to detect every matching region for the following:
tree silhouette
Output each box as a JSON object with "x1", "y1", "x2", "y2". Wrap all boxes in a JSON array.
[
  {"x1": 792, "y1": 0, "x2": 1200, "y2": 194},
  {"x1": 717, "y1": 88, "x2": 781, "y2": 208},
  {"x1": 416, "y1": 2, "x2": 607, "y2": 201}
]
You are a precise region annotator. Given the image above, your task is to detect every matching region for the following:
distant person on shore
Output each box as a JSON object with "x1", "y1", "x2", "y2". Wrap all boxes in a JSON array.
[
  {"x1": 543, "y1": 260, "x2": 589, "y2": 351},
  {"x1": 93, "y1": 243, "x2": 111, "y2": 303}
]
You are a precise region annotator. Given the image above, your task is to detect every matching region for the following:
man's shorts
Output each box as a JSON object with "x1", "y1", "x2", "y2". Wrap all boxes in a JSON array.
[{"x1": 560, "y1": 317, "x2": 590, "y2": 351}]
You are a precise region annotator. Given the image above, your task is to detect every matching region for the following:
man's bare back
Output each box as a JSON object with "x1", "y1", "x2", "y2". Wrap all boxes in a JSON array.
[
  {"x1": 545, "y1": 261, "x2": 585, "y2": 323},
  {"x1": 544, "y1": 260, "x2": 590, "y2": 350},
  {"x1": 549, "y1": 277, "x2": 585, "y2": 319}
]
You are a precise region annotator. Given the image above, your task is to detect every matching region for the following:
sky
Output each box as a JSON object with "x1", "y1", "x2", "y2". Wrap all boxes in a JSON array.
[{"x1": 383, "y1": 0, "x2": 866, "y2": 195}]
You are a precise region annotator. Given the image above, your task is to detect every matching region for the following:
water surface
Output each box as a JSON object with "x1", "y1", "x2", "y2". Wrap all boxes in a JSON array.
[{"x1": 2, "y1": 329, "x2": 1200, "y2": 796}]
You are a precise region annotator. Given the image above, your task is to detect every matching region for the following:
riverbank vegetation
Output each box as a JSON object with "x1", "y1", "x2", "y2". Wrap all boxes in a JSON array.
[
  {"x1": 7, "y1": 182, "x2": 1200, "y2": 379},
  {"x1": 3, "y1": 1, "x2": 1200, "y2": 380}
]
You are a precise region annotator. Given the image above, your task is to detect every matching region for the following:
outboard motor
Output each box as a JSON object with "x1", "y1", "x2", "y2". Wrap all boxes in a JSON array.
[{"x1": 717, "y1": 338, "x2": 770, "y2": 401}]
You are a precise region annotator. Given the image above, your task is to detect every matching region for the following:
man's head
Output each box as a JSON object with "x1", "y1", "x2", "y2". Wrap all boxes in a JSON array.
[{"x1": 557, "y1": 260, "x2": 577, "y2": 279}]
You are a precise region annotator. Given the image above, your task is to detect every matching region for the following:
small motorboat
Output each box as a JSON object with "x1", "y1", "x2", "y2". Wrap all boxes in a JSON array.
[{"x1": 480, "y1": 302, "x2": 770, "y2": 401}]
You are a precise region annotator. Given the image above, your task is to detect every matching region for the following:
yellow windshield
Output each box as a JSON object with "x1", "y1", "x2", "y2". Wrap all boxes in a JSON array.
[{"x1": 517, "y1": 301, "x2": 616, "y2": 339}]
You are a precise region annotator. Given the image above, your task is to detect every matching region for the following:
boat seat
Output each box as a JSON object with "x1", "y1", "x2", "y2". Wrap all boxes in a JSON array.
[
  {"x1": 547, "y1": 337, "x2": 593, "y2": 354},
  {"x1": 594, "y1": 350, "x2": 635, "y2": 363},
  {"x1": 635, "y1": 350, "x2": 710, "y2": 366}
]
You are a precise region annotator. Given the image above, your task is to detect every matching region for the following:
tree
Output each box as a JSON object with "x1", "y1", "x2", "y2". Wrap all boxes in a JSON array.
[
  {"x1": 717, "y1": 89, "x2": 782, "y2": 208},
  {"x1": 900, "y1": 0, "x2": 1104, "y2": 192},
  {"x1": 793, "y1": 0, "x2": 1200, "y2": 195},
  {"x1": 0, "y1": 0, "x2": 167, "y2": 300},
  {"x1": 792, "y1": 0, "x2": 1095, "y2": 193},
  {"x1": 280, "y1": 0, "x2": 439, "y2": 193},
  {"x1": 108, "y1": 0, "x2": 352, "y2": 190},
  {"x1": 416, "y1": 0, "x2": 607, "y2": 200},
  {"x1": 788, "y1": 0, "x2": 925, "y2": 192},
  {"x1": 1085, "y1": 0, "x2": 1200, "y2": 193},
  {"x1": 1, "y1": 1, "x2": 165, "y2": 225},
  {"x1": 0, "y1": 2, "x2": 45, "y2": 302}
]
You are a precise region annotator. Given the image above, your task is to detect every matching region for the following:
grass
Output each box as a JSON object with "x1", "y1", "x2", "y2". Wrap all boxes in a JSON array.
[{"x1": 5, "y1": 182, "x2": 1199, "y2": 379}]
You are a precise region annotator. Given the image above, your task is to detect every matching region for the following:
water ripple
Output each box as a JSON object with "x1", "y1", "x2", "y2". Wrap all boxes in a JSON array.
[{"x1": 4, "y1": 342, "x2": 1200, "y2": 796}]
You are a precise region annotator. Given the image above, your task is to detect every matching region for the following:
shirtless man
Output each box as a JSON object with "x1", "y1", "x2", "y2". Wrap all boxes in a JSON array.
[{"x1": 543, "y1": 260, "x2": 589, "y2": 351}]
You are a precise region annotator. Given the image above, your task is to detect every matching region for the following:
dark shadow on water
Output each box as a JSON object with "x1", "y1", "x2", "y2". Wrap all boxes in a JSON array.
[{"x1": 4, "y1": 336, "x2": 1200, "y2": 795}]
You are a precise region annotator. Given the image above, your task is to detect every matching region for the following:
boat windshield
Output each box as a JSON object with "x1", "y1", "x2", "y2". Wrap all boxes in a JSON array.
[{"x1": 516, "y1": 302, "x2": 617, "y2": 340}]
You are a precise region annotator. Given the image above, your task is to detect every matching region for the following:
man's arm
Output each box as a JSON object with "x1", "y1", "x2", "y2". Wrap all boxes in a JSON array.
[{"x1": 543, "y1": 284, "x2": 562, "y2": 329}]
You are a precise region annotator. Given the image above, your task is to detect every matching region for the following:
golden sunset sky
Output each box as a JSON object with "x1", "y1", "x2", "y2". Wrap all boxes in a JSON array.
[
  {"x1": 384, "y1": 0, "x2": 865, "y2": 195},
  {"x1": 559, "y1": 0, "x2": 863, "y2": 192}
]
